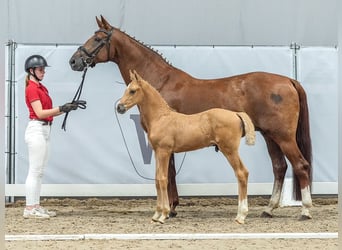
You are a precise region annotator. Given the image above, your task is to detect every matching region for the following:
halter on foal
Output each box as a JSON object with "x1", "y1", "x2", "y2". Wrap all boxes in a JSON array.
[{"x1": 117, "y1": 70, "x2": 255, "y2": 224}]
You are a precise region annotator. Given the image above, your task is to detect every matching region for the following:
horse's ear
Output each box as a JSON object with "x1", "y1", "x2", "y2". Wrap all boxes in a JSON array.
[
  {"x1": 100, "y1": 15, "x2": 112, "y2": 30},
  {"x1": 96, "y1": 16, "x2": 103, "y2": 28}
]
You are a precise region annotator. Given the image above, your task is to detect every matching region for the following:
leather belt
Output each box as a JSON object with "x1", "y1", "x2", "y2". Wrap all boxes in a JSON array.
[
  {"x1": 31, "y1": 119, "x2": 53, "y2": 126},
  {"x1": 41, "y1": 120, "x2": 52, "y2": 126}
]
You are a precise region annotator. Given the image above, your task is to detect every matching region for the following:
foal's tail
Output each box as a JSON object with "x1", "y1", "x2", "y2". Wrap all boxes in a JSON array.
[
  {"x1": 291, "y1": 79, "x2": 313, "y2": 200},
  {"x1": 237, "y1": 112, "x2": 256, "y2": 146}
]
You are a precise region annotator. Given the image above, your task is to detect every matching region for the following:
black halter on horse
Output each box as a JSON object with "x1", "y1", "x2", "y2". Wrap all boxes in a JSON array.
[{"x1": 78, "y1": 28, "x2": 114, "y2": 67}]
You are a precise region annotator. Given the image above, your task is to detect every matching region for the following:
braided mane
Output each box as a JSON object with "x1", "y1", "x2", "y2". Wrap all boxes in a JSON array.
[{"x1": 119, "y1": 29, "x2": 172, "y2": 66}]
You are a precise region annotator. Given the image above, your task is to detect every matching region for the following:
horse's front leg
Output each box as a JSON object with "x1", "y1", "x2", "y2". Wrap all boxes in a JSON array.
[
  {"x1": 151, "y1": 178, "x2": 163, "y2": 223},
  {"x1": 167, "y1": 154, "x2": 179, "y2": 217},
  {"x1": 261, "y1": 135, "x2": 288, "y2": 218},
  {"x1": 152, "y1": 150, "x2": 171, "y2": 224}
]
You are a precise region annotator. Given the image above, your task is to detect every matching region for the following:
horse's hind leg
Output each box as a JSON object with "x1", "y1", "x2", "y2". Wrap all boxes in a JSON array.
[
  {"x1": 167, "y1": 154, "x2": 179, "y2": 217},
  {"x1": 261, "y1": 134, "x2": 288, "y2": 218},
  {"x1": 222, "y1": 148, "x2": 249, "y2": 224},
  {"x1": 278, "y1": 140, "x2": 312, "y2": 220}
]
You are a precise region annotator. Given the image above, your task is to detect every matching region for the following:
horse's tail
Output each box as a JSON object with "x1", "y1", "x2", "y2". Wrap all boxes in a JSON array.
[
  {"x1": 291, "y1": 79, "x2": 313, "y2": 200},
  {"x1": 237, "y1": 112, "x2": 256, "y2": 146}
]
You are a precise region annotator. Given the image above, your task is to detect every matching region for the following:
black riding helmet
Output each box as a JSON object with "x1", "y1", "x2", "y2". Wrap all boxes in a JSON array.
[
  {"x1": 25, "y1": 55, "x2": 50, "y2": 81},
  {"x1": 24, "y1": 55, "x2": 50, "y2": 73}
]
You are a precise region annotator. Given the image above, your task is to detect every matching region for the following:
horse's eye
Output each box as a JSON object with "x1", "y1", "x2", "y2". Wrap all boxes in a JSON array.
[
  {"x1": 129, "y1": 90, "x2": 136, "y2": 95},
  {"x1": 94, "y1": 37, "x2": 101, "y2": 42}
]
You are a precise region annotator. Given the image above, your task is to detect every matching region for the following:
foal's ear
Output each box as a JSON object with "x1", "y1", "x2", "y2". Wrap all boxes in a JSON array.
[
  {"x1": 129, "y1": 70, "x2": 136, "y2": 81},
  {"x1": 100, "y1": 15, "x2": 112, "y2": 30},
  {"x1": 133, "y1": 70, "x2": 143, "y2": 82},
  {"x1": 96, "y1": 16, "x2": 103, "y2": 28}
]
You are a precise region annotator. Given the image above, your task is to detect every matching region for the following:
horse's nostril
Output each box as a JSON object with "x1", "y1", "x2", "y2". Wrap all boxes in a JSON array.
[
  {"x1": 117, "y1": 104, "x2": 126, "y2": 114},
  {"x1": 69, "y1": 57, "x2": 85, "y2": 71}
]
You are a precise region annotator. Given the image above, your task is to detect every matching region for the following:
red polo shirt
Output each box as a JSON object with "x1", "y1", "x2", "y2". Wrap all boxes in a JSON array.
[{"x1": 25, "y1": 80, "x2": 53, "y2": 122}]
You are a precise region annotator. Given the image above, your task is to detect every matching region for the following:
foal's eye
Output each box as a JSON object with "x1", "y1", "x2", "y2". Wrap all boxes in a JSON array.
[{"x1": 129, "y1": 90, "x2": 136, "y2": 95}]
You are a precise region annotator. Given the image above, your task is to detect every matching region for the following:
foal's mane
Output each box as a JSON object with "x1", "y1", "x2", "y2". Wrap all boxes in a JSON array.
[{"x1": 118, "y1": 28, "x2": 172, "y2": 66}]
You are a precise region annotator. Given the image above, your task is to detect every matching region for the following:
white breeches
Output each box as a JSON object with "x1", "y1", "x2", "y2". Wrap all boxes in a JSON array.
[{"x1": 25, "y1": 120, "x2": 51, "y2": 206}]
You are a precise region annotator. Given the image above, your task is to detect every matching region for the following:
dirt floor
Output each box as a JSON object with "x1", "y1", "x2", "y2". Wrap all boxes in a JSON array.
[{"x1": 5, "y1": 196, "x2": 338, "y2": 250}]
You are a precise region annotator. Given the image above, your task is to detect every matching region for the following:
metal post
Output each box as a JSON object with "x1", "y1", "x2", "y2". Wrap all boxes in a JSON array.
[
  {"x1": 290, "y1": 42, "x2": 300, "y2": 80},
  {"x1": 5, "y1": 40, "x2": 17, "y2": 203}
]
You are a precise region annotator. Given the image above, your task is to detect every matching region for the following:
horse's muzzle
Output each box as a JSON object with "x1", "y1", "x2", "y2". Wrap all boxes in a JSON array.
[
  {"x1": 69, "y1": 56, "x2": 86, "y2": 71},
  {"x1": 117, "y1": 103, "x2": 127, "y2": 114}
]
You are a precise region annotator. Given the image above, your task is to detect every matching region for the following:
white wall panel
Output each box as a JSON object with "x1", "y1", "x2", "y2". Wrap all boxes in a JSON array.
[
  {"x1": 297, "y1": 47, "x2": 338, "y2": 182},
  {"x1": 10, "y1": 45, "x2": 337, "y2": 196}
]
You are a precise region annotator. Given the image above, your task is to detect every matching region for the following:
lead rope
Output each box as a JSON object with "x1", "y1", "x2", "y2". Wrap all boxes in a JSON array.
[{"x1": 61, "y1": 67, "x2": 88, "y2": 131}]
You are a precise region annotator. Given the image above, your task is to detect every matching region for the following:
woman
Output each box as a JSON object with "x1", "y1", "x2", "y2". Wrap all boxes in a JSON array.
[{"x1": 23, "y1": 54, "x2": 83, "y2": 218}]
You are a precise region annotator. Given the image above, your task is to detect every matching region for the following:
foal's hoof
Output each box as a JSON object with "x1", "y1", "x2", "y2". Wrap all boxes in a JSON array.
[
  {"x1": 151, "y1": 213, "x2": 168, "y2": 224},
  {"x1": 158, "y1": 219, "x2": 165, "y2": 224},
  {"x1": 151, "y1": 215, "x2": 167, "y2": 224},
  {"x1": 299, "y1": 215, "x2": 312, "y2": 221},
  {"x1": 234, "y1": 218, "x2": 245, "y2": 224},
  {"x1": 151, "y1": 217, "x2": 164, "y2": 224},
  {"x1": 260, "y1": 211, "x2": 273, "y2": 218}
]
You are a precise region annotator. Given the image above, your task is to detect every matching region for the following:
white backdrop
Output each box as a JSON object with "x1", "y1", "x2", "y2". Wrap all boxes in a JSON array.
[
  {"x1": 6, "y1": 44, "x2": 337, "y2": 196},
  {"x1": 6, "y1": 0, "x2": 337, "y2": 46}
]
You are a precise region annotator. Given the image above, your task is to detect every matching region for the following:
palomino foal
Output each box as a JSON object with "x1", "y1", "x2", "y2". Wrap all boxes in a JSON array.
[{"x1": 117, "y1": 71, "x2": 256, "y2": 224}]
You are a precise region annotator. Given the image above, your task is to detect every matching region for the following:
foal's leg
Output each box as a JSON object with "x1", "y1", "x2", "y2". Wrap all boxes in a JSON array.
[
  {"x1": 167, "y1": 154, "x2": 179, "y2": 217},
  {"x1": 152, "y1": 150, "x2": 171, "y2": 224},
  {"x1": 152, "y1": 174, "x2": 163, "y2": 223},
  {"x1": 223, "y1": 149, "x2": 249, "y2": 224},
  {"x1": 261, "y1": 134, "x2": 288, "y2": 218}
]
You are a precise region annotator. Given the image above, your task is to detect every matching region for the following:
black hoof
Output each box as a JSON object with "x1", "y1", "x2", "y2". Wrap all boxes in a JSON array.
[
  {"x1": 260, "y1": 211, "x2": 273, "y2": 218},
  {"x1": 299, "y1": 215, "x2": 312, "y2": 221},
  {"x1": 169, "y1": 211, "x2": 177, "y2": 218}
]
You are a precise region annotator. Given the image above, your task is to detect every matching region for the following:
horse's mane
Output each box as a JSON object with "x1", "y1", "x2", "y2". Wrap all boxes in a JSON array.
[{"x1": 118, "y1": 28, "x2": 172, "y2": 66}]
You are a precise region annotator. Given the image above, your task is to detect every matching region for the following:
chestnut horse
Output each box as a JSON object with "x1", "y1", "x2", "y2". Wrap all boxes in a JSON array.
[
  {"x1": 69, "y1": 15, "x2": 313, "y2": 220},
  {"x1": 117, "y1": 70, "x2": 255, "y2": 224}
]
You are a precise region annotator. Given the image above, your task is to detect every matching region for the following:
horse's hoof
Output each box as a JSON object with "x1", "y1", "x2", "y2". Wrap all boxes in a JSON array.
[
  {"x1": 158, "y1": 214, "x2": 168, "y2": 224},
  {"x1": 151, "y1": 217, "x2": 159, "y2": 223},
  {"x1": 151, "y1": 212, "x2": 161, "y2": 222},
  {"x1": 151, "y1": 216, "x2": 163, "y2": 224},
  {"x1": 260, "y1": 211, "x2": 273, "y2": 218},
  {"x1": 299, "y1": 215, "x2": 312, "y2": 221},
  {"x1": 169, "y1": 210, "x2": 177, "y2": 218},
  {"x1": 235, "y1": 218, "x2": 245, "y2": 224}
]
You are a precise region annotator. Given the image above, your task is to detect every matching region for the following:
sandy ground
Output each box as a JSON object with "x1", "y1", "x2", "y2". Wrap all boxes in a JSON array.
[{"x1": 5, "y1": 196, "x2": 338, "y2": 250}]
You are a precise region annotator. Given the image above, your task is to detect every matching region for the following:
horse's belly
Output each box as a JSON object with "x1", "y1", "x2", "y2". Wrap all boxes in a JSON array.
[
  {"x1": 150, "y1": 129, "x2": 211, "y2": 153},
  {"x1": 172, "y1": 129, "x2": 212, "y2": 152}
]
